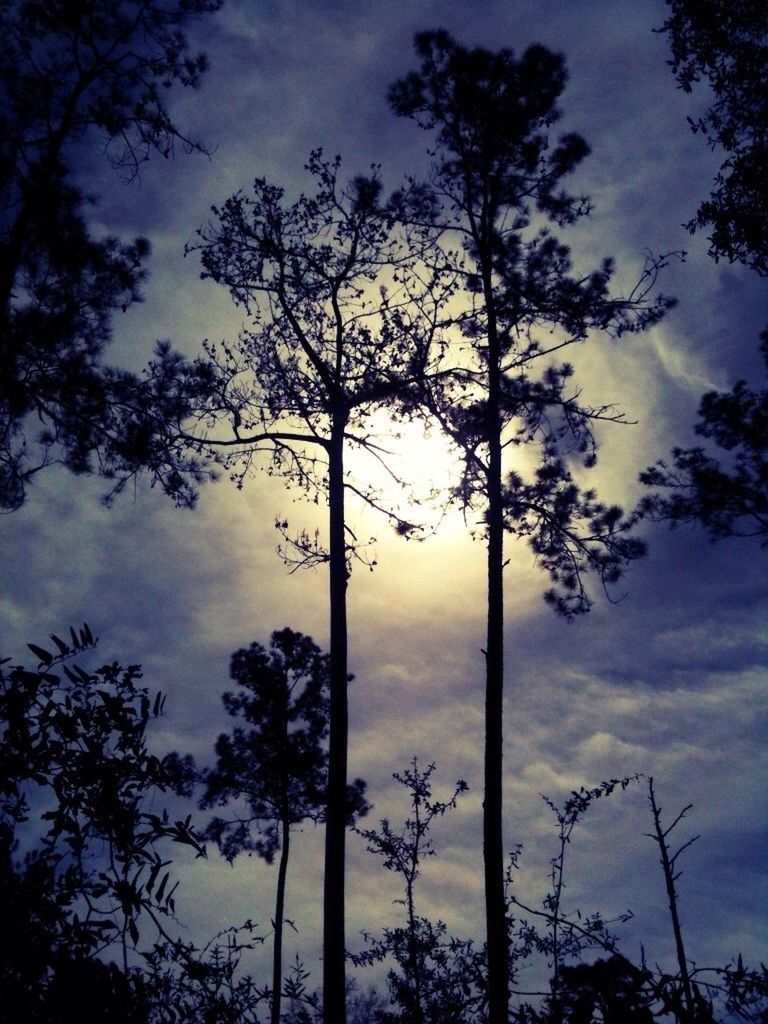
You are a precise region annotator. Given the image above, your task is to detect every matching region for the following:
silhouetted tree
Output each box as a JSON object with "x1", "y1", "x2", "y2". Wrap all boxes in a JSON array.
[
  {"x1": 515, "y1": 776, "x2": 768, "y2": 1024},
  {"x1": 553, "y1": 956, "x2": 655, "y2": 1024},
  {"x1": 0, "y1": 626, "x2": 205, "y2": 1021},
  {"x1": 352, "y1": 760, "x2": 485, "y2": 1024},
  {"x1": 508, "y1": 778, "x2": 641, "y2": 1023},
  {"x1": 641, "y1": 0, "x2": 768, "y2": 544},
  {"x1": 200, "y1": 628, "x2": 368, "y2": 1024},
  {"x1": 0, "y1": 0, "x2": 221, "y2": 510},
  {"x1": 138, "y1": 924, "x2": 268, "y2": 1024},
  {"x1": 175, "y1": 150, "x2": 427, "y2": 1024},
  {"x1": 640, "y1": 337, "x2": 768, "y2": 543},
  {"x1": 639, "y1": 777, "x2": 768, "y2": 1023},
  {"x1": 645, "y1": 777, "x2": 701, "y2": 1024},
  {"x1": 388, "y1": 31, "x2": 674, "y2": 1023},
  {"x1": 658, "y1": 0, "x2": 767, "y2": 274}
]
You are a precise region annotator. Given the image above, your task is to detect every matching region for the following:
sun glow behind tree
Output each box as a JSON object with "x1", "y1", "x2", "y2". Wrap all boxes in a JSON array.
[{"x1": 2, "y1": 1, "x2": 767, "y2": 1020}]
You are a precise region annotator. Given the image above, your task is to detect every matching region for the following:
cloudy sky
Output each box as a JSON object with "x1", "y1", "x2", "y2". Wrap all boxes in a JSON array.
[{"x1": 3, "y1": 0, "x2": 766, "y2": 1005}]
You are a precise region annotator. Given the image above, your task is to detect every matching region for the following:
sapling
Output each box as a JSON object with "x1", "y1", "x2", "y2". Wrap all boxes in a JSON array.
[
  {"x1": 200, "y1": 628, "x2": 368, "y2": 1024},
  {"x1": 353, "y1": 759, "x2": 485, "y2": 1024}
]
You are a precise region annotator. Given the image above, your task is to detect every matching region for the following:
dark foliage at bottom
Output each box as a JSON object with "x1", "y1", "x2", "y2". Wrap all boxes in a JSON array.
[{"x1": 2, "y1": 630, "x2": 765, "y2": 1023}]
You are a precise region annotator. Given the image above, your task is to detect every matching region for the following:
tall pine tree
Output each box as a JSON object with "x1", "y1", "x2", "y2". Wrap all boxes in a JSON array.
[{"x1": 389, "y1": 32, "x2": 674, "y2": 1022}]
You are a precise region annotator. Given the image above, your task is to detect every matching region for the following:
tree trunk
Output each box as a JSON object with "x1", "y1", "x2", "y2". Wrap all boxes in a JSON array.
[
  {"x1": 0, "y1": 209, "x2": 28, "y2": 327},
  {"x1": 1, "y1": 99, "x2": 83, "y2": 327},
  {"x1": 485, "y1": 465, "x2": 507, "y2": 1024},
  {"x1": 405, "y1": 863, "x2": 425, "y2": 1024},
  {"x1": 271, "y1": 816, "x2": 291, "y2": 1024},
  {"x1": 484, "y1": 279, "x2": 509, "y2": 1024},
  {"x1": 648, "y1": 778, "x2": 696, "y2": 1023},
  {"x1": 323, "y1": 412, "x2": 349, "y2": 1024}
]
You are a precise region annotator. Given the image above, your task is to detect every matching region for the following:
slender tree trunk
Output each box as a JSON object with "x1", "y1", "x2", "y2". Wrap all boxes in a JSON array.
[
  {"x1": 405, "y1": 865, "x2": 425, "y2": 1024},
  {"x1": 648, "y1": 778, "x2": 695, "y2": 1023},
  {"x1": 484, "y1": 410, "x2": 509, "y2": 1024},
  {"x1": 0, "y1": 209, "x2": 27, "y2": 327},
  {"x1": 484, "y1": 289, "x2": 509, "y2": 1024},
  {"x1": 271, "y1": 816, "x2": 291, "y2": 1024},
  {"x1": 1, "y1": 104, "x2": 82, "y2": 327},
  {"x1": 323, "y1": 411, "x2": 349, "y2": 1024}
]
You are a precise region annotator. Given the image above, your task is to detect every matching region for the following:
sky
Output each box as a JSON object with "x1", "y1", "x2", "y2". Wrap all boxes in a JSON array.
[{"x1": 2, "y1": 0, "x2": 767, "y2": 1008}]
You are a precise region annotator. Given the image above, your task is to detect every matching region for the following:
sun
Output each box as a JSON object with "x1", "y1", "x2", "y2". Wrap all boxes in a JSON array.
[{"x1": 347, "y1": 411, "x2": 465, "y2": 532}]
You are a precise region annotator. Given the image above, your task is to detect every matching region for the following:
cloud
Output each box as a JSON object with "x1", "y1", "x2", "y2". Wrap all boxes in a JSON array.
[{"x1": 3, "y1": 0, "x2": 765, "y2": 1005}]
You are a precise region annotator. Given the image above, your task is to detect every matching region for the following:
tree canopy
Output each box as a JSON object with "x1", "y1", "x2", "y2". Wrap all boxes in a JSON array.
[
  {"x1": 389, "y1": 30, "x2": 674, "y2": 1024},
  {"x1": 0, "y1": 626, "x2": 205, "y2": 1020},
  {"x1": 0, "y1": 0, "x2": 221, "y2": 511},
  {"x1": 659, "y1": 0, "x2": 768, "y2": 274},
  {"x1": 641, "y1": 0, "x2": 768, "y2": 544},
  {"x1": 201, "y1": 627, "x2": 368, "y2": 864},
  {"x1": 200, "y1": 627, "x2": 368, "y2": 1024},
  {"x1": 177, "y1": 151, "x2": 429, "y2": 1023}
]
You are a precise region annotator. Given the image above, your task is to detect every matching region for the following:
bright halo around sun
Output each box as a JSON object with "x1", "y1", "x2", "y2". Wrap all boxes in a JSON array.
[{"x1": 346, "y1": 410, "x2": 465, "y2": 533}]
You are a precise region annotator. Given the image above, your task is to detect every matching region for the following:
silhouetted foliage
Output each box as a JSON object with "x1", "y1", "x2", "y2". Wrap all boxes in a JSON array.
[
  {"x1": 0, "y1": 625, "x2": 205, "y2": 1021},
  {"x1": 645, "y1": 777, "x2": 708, "y2": 1024},
  {"x1": 204, "y1": 629, "x2": 334, "y2": 861},
  {"x1": 553, "y1": 956, "x2": 656, "y2": 1024},
  {"x1": 352, "y1": 761, "x2": 486, "y2": 1024},
  {"x1": 350, "y1": 765, "x2": 767, "y2": 1024},
  {"x1": 0, "y1": 0, "x2": 221, "y2": 510},
  {"x1": 275, "y1": 964, "x2": 389, "y2": 1024},
  {"x1": 389, "y1": 30, "x2": 674, "y2": 1023},
  {"x1": 4, "y1": 628, "x2": 761, "y2": 1023},
  {"x1": 718, "y1": 958, "x2": 768, "y2": 1024},
  {"x1": 506, "y1": 780, "x2": 641, "y2": 1024},
  {"x1": 176, "y1": 150, "x2": 428, "y2": 1024},
  {"x1": 640, "y1": 332, "x2": 768, "y2": 546},
  {"x1": 658, "y1": 0, "x2": 768, "y2": 274},
  {"x1": 507, "y1": 776, "x2": 768, "y2": 1024},
  {"x1": 641, "y1": 2, "x2": 768, "y2": 544},
  {"x1": 633, "y1": 778, "x2": 768, "y2": 1023},
  {"x1": 137, "y1": 923, "x2": 268, "y2": 1024},
  {"x1": 184, "y1": 148, "x2": 425, "y2": 546},
  {"x1": 200, "y1": 627, "x2": 368, "y2": 1024}
]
